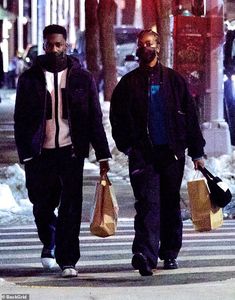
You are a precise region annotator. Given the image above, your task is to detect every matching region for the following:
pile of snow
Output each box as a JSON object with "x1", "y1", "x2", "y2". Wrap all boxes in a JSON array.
[
  {"x1": 1, "y1": 150, "x2": 235, "y2": 225},
  {"x1": 0, "y1": 184, "x2": 20, "y2": 211},
  {"x1": 0, "y1": 163, "x2": 28, "y2": 200},
  {"x1": 0, "y1": 164, "x2": 32, "y2": 225}
]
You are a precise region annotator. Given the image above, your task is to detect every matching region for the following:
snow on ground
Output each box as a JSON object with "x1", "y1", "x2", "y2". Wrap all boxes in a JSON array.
[
  {"x1": 0, "y1": 159, "x2": 99, "y2": 225},
  {"x1": 182, "y1": 152, "x2": 235, "y2": 194},
  {"x1": 0, "y1": 164, "x2": 33, "y2": 225},
  {"x1": 0, "y1": 151, "x2": 235, "y2": 225}
]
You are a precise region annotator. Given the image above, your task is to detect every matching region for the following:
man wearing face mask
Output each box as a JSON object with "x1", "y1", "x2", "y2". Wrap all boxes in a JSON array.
[
  {"x1": 14, "y1": 24, "x2": 111, "y2": 278},
  {"x1": 110, "y1": 29, "x2": 205, "y2": 276}
]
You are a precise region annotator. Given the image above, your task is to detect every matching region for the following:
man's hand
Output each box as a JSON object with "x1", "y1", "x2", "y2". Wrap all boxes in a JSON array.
[
  {"x1": 99, "y1": 160, "x2": 110, "y2": 176},
  {"x1": 193, "y1": 158, "x2": 205, "y2": 170}
]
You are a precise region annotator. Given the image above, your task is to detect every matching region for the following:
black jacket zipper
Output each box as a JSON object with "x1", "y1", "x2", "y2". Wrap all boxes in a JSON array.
[{"x1": 54, "y1": 72, "x2": 60, "y2": 148}]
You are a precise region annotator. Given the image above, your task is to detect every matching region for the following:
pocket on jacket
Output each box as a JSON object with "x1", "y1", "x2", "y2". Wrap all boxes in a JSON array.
[{"x1": 128, "y1": 147, "x2": 146, "y2": 176}]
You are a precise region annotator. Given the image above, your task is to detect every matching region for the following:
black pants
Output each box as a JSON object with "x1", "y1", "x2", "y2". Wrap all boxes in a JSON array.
[
  {"x1": 129, "y1": 146, "x2": 185, "y2": 268},
  {"x1": 25, "y1": 146, "x2": 84, "y2": 269}
]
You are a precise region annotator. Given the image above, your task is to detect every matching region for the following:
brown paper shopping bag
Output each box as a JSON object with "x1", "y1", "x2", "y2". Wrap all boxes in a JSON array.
[
  {"x1": 90, "y1": 174, "x2": 119, "y2": 237},
  {"x1": 187, "y1": 178, "x2": 223, "y2": 232}
]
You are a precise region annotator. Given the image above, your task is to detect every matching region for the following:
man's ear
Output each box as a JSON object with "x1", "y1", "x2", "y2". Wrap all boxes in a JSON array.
[{"x1": 156, "y1": 45, "x2": 160, "y2": 54}]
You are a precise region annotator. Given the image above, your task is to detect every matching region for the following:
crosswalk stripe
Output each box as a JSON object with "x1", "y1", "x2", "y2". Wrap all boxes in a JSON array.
[
  {"x1": 0, "y1": 220, "x2": 234, "y2": 230},
  {"x1": 0, "y1": 219, "x2": 234, "y2": 287},
  {"x1": 1, "y1": 226, "x2": 235, "y2": 236},
  {"x1": 1, "y1": 245, "x2": 235, "y2": 257},
  {"x1": 1, "y1": 238, "x2": 235, "y2": 251},
  {"x1": 0, "y1": 232, "x2": 235, "y2": 244},
  {"x1": 1, "y1": 249, "x2": 235, "y2": 260},
  {"x1": 182, "y1": 232, "x2": 235, "y2": 237}
]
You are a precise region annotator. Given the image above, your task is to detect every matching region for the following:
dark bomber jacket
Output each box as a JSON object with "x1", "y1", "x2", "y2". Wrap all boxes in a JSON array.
[
  {"x1": 14, "y1": 55, "x2": 111, "y2": 163},
  {"x1": 110, "y1": 63, "x2": 205, "y2": 161}
]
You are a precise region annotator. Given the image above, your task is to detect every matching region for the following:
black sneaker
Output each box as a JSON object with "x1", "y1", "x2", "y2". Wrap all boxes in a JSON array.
[
  {"x1": 132, "y1": 253, "x2": 153, "y2": 276},
  {"x1": 163, "y1": 258, "x2": 178, "y2": 270},
  {"x1": 41, "y1": 247, "x2": 55, "y2": 269}
]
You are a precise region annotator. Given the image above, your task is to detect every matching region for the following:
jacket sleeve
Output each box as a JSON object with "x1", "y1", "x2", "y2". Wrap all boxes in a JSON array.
[
  {"x1": 110, "y1": 77, "x2": 135, "y2": 154},
  {"x1": 14, "y1": 74, "x2": 35, "y2": 163},
  {"x1": 88, "y1": 76, "x2": 111, "y2": 160}
]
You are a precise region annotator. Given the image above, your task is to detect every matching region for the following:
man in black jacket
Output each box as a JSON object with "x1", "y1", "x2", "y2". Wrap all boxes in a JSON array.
[
  {"x1": 14, "y1": 25, "x2": 111, "y2": 277},
  {"x1": 110, "y1": 29, "x2": 205, "y2": 276}
]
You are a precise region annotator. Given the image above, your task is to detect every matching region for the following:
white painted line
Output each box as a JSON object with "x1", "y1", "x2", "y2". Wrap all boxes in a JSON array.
[
  {"x1": 0, "y1": 232, "x2": 38, "y2": 236},
  {"x1": 1, "y1": 244, "x2": 235, "y2": 260},
  {"x1": 0, "y1": 229, "x2": 135, "y2": 236},
  {"x1": 1, "y1": 232, "x2": 235, "y2": 244},
  {"x1": 183, "y1": 227, "x2": 235, "y2": 231},
  {"x1": 0, "y1": 239, "x2": 41, "y2": 243},
  {"x1": 0, "y1": 219, "x2": 234, "y2": 230},
  {"x1": 0, "y1": 245, "x2": 42, "y2": 251},
  {"x1": 181, "y1": 245, "x2": 235, "y2": 251},
  {"x1": 0, "y1": 242, "x2": 132, "y2": 251},
  {"x1": 1, "y1": 238, "x2": 235, "y2": 251},
  {"x1": 177, "y1": 254, "x2": 235, "y2": 261},
  {"x1": 182, "y1": 238, "x2": 235, "y2": 243},
  {"x1": 183, "y1": 232, "x2": 235, "y2": 237},
  {"x1": 0, "y1": 249, "x2": 131, "y2": 259},
  {"x1": 1, "y1": 226, "x2": 235, "y2": 237}
]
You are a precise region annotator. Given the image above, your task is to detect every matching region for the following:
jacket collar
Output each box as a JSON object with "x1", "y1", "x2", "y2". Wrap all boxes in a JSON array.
[{"x1": 138, "y1": 62, "x2": 163, "y2": 84}]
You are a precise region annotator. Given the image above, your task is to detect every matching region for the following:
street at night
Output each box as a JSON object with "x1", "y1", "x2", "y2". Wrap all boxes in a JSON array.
[{"x1": 1, "y1": 1, "x2": 235, "y2": 299}]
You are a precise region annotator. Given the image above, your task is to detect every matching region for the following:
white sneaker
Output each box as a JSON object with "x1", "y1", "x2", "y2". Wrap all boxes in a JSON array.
[
  {"x1": 41, "y1": 247, "x2": 55, "y2": 269},
  {"x1": 62, "y1": 267, "x2": 77, "y2": 278},
  {"x1": 41, "y1": 257, "x2": 56, "y2": 269}
]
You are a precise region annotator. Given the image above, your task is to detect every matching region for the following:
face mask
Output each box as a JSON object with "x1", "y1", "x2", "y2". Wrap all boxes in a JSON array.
[
  {"x1": 44, "y1": 52, "x2": 67, "y2": 72},
  {"x1": 136, "y1": 47, "x2": 157, "y2": 64}
]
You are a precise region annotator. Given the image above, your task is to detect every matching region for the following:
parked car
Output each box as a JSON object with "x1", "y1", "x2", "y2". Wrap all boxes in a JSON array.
[
  {"x1": 114, "y1": 26, "x2": 141, "y2": 66},
  {"x1": 224, "y1": 28, "x2": 235, "y2": 145},
  {"x1": 75, "y1": 26, "x2": 141, "y2": 67}
]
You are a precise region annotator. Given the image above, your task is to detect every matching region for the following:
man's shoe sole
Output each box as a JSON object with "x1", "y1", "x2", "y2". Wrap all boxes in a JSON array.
[{"x1": 132, "y1": 253, "x2": 153, "y2": 276}]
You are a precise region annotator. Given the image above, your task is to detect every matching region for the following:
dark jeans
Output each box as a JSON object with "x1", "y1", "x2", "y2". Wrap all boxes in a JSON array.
[
  {"x1": 25, "y1": 146, "x2": 84, "y2": 269},
  {"x1": 129, "y1": 146, "x2": 185, "y2": 268}
]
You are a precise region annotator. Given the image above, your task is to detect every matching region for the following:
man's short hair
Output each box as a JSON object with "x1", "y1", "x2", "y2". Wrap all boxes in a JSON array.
[
  {"x1": 43, "y1": 24, "x2": 67, "y2": 40},
  {"x1": 137, "y1": 29, "x2": 160, "y2": 45}
]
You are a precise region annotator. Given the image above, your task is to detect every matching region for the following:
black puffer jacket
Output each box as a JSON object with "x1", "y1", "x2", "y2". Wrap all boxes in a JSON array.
[
  {"x1": 110, "y1": 63, "x2": 205, "y2": 161},
  {"x1": 14, "y1": 55, "x2": 111, "y2": 163}
]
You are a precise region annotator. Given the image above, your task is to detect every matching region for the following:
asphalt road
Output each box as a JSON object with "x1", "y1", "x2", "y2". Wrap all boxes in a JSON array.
[{"x1": 0, "y1": 219, "x2": 235, "y2": 300}]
